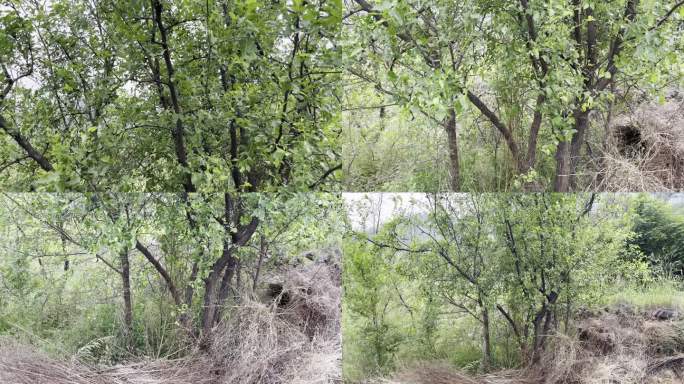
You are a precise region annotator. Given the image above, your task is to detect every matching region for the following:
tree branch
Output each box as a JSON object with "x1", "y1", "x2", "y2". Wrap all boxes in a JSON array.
[
  {"x1": 652, "y1": 0, "x2": 684, "y2": 29},
  {"x1": 518, "y1": 0, "x2": 548, "y2": 76},
  {"x1": 595, "y1": 0, "x2": 638, "y2": 91},
  {"x1": 497, "y1": 304, "x2": 523, "y2": 346},
  {"x1": 308, "y1": 163, "x2": 341, "y2": 189},
  {"x1": 0, "y1": 117, "x2": 54, "y2": 172},
  {"x1": 151, "y1": 0, "x2": 195, "y2": 193},
  {"x1": 135, "y1": 239, "x2": 183, "y2": 306},
  {"x1": 467, "y1": 91, "x2": 521, "y2": 168},
  {"x1": 1, "y1": 65, "x2": 54, "y2": 173}
]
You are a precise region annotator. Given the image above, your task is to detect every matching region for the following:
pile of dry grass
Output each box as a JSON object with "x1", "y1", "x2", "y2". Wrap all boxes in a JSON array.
[
  {"x1": 280, "y1": 262, "x2": 341, "y2": 339},
  {"x1": 212, "y1": 260, "x2": 342, "y2": 384},
  {"x1": 210, "y1": 301, "x2": 310, "y2": 383},
  {"x1": 366, "y1": 361, "x2": 535, "y2": 384},
  {"x1": 537, "y1": 308, "x2": 684, "y2": 384},
  {"x1": 0, "y1": 337, "x2": 214, "y2": 384},
  {"x1": 280, "y1": 261, "x2": 342, "y2": 384},
  {"x1": 590, "y1": 93, "x2": 684, "y2": 191},
  {"x1": 0, "y1": 337, "x2": 105, "y2": 384},
  {"x1": 0, "y1": 253, "x2": 342, "y2": 384}
]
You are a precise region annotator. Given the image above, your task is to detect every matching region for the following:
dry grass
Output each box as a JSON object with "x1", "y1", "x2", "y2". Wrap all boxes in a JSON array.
[
  {"x1": 535, "y1": 308, "x2": 684, "y2": 384},
  {"x1": 0, "y1": 338, "x2": 215, "y2": 384},
  {"x1": 0, "y1": 338, "x2": 106, "y2": 384},
  {"x1": 212, "y1": 262, "x2": 341, "y2": 384},
  {"x1": 394, "y1": 361, "x2": 484, "y2": 384},
  {"x1": 374, "y1": 306, "x2": 684, "y2": 384},
  {"x1": 588, "y1": 93, "x2": 684, "y2": 192},
  {"x1": 0, "y1": 258, "x2": 342, "y2": 384}
]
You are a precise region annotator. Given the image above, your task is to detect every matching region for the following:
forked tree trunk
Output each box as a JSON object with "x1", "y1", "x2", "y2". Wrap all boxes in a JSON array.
[
  {"x1": 213, "y1": 257, "x2": 238, "y2": 325},
  {"x1": 198, "y1": 206, "x2": 259, "y2": 348},
  {"x1": 554, "y1": 108, "x2": 592, "y2": 191},
  {"x1": 531, "y1": 291, "x2": 559, "y2": 364},
  {"x1": 199, "y1": 242, "x2": 233, "y2": 346}
]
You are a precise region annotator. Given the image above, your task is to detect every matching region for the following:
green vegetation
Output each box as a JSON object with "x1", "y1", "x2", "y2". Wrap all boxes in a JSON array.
[
  {"x1": 606, "y1": 279, "x2": 684, "y2": 311},
  {"x1": 0, "y1": 0, "x2": 341, "y2": 192},
  {"x1": 630, "y1": 195, "x2": 684, "y2": 277},
  {"x1": 0, "y1": 192, "x2": 344, "y2": 383},
  {"x1": 343, "y1": 193, "x2": 684, "y2": 382},
  {"x1": 343, "y1": 0, "x2": 684, "y2": 192}
]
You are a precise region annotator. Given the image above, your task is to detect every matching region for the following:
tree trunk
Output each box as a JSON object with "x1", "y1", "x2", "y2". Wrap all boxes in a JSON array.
[
  {"x1": 119, "y1": 249, "x2": 133, "y2": 351},
  {"x1": 213, "y1": 257, "x2": 238, "y2": 325},
  {"x1": 554, "y1": 141, "x2": 570, "y2": 192},
  {"x1": 481, "y1": 305, "x2": 492, "y2": 371},
  {"x1": 531, "y1": 292, "x2": 558, "y2": 364},
  {"x1": 526, "y1": 93, "x2": 545, "y2": 172},
  {"x1": 184, "y1": 261, "x2": 199, "y2": 311},
  {"x1": 444, "y1": 107, "x2": 460, "y2": 191},
  {"x1": 568, "y1": 108, "x2": 591, "y2": 189},
  {"x1": 199, "y1": 238, "x2": 236, "y2": 347},
  {"x1": 199, "y1": 260, "x2": 227, "y2": 344},
  {"x1": 530, "y1": 305, "x2": 547, "y2": 364},
  {"x1": 531, "y1": 309, "x2": 556, "y2": 364},
  {"x1": 199, "y1": 273, "x2": 219, "y2": 348},
  {"x1": 198, "y1": 195, "x2": 259, "y2": 348},
  {"x1": 252, "y1": 235, "x2": 267, "y2": 293}
]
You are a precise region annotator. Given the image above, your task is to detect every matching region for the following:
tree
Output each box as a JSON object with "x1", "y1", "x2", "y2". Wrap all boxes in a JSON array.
[
  {"x1": 494, "y1": 194, "x2": 596, "y2": 362},
  {"x1": 344, "y1": 193, "x2": 633, "y2": 371},
  {"x1": 0, "y1": 0, "x2": 341, "y2": 191},
  {"x1": 409, "y1": 195, "x2": 498, "y2": 370},
  {"x1": 0, "y1": 192, "x2": 341, "y2": 352},
  {"x1": 345, "y1": 0, "x2": 684, "y2": 191},
  {"x1": 344, "y1": 239, "x2": 403, "y2": 374},
  {"x1": 630, "y1": 194, "x2": 684, "y2": 277}
]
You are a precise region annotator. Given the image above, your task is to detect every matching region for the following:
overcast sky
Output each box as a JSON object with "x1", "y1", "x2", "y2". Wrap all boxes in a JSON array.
[{"x1": 343, "y1": 193, "x2": 684, "y2": 232}]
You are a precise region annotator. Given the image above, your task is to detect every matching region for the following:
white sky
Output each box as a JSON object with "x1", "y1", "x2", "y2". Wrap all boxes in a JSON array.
[
  {"x1": 343, "y1": 193, "x2": 431, "y2": 232},
  {"x1": 343, "y1": 193, "x2": 684, "y2": 232}
]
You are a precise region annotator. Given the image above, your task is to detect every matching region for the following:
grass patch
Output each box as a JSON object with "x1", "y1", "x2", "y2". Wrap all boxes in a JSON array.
[{"x1": 605, "y1": 279, "x2": 684, "y2": 311}]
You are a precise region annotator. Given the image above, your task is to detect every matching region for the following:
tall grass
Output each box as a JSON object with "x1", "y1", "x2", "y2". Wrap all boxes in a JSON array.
[{"x1": 604, "y1": 279, "x2": 684, "y2": 311}]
